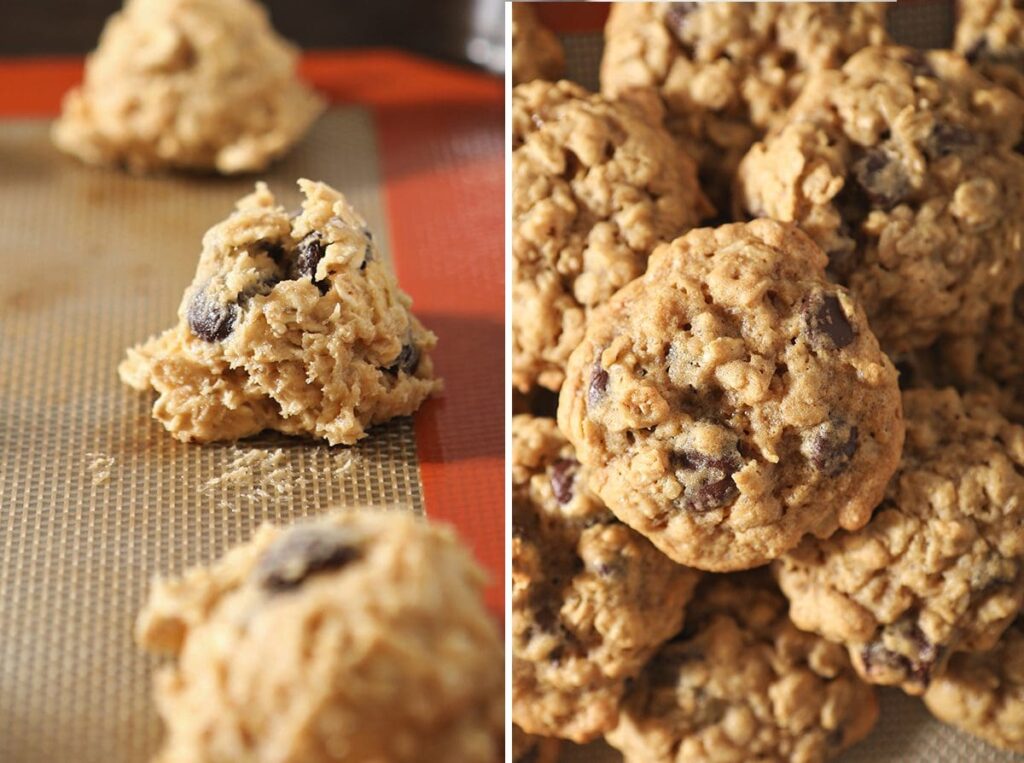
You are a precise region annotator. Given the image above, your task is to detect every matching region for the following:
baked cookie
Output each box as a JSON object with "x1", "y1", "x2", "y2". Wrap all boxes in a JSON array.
[
  {"x1": 775, "y1": 388, "x2": 1024, "y2": 695},
  {"x1": 52, "y1": 0, "x2": 323, "y2": 174},
  {"x1": 512, "y1": 725, "x2": 561, "y2": 763},
  {"x1": 136, "y1": 510, "x2": 503, "y2": 763},
  {"x1": 558, "y1": 220, "x2": 903, "y2": 572},
  {"x1": 924, "y1": 617, "x2": 1024, "y2": 753},
  {"x1": 120, "y1": 179, "x2": 440, "y2": 445},
  {"x1": 607, "y1": 575, "x2": 878, "y2": 763},
  {"x1": 601, "y1": 2, "x2": 888, "y2": 209},
  {"x1": 512, "y1": 79, "x2": 711, "y2": 393},
  {"x1": 512, "y1": 415, "x2": 699, "y2": 742},
  {"x1": 738, "y1": 45, "x2": 1024, "y2": 353},
  {"x1": 512, "y1": 4, "x2": 565, "y2": 86},
  {"x1": 956, "y1": 0, "x2": 1024, "y2": 98}
]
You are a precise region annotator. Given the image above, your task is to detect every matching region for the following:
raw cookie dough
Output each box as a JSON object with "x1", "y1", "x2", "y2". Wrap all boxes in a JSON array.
[
  {"x1": 136, "y1": 510, "x2": 503, "y2": 763},
  {"x1": 775, "y1": 388, "x2": 1024, "y2": 695},
  {"x1": 52, "y1": 0, "x2": 324, "y2": 174},
  {"x1": 512, "y1": 725, "x2": 561, "y2": 763},
  {"x1": 924, "y1": 617, "x2": 1024, "y2": 753},
  {"x1": 558, "y1": 220, "x2": 903, "y2": 572},
  {"x1": 513, "y1": 79, "x2": 711, "y2": 393},
  {"x1": 601, "y1": 2, "x2": 888, "y2": 209},
  {"x1": 512, "y1": 415, "x2": 700, "y2": 742},
  {"x1": 956, "y1": 0, "x2": 1024, "y2": 98},
  {"x1": 737, "y1": 45, "x2": 1024, "y2": 353},
  {"x1": 607, "y1": 575, "x2": 878, "y2": 763},
  {"x1": 120, "y1": 179, "x2": 440, "y2": 445},
  {"x1": 512, "y1": 4, "x2": 565, "y2": 86}
]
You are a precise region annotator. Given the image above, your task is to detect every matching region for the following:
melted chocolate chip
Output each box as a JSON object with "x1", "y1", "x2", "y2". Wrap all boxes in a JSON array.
[
  {"x1": 294, "y1": 231, "x2": 329, "y2": 293},
  {"x1": 588, "y1": 364, "x2": 609, "y2": 407},
  {"x1": 672, "y1": 450, "x2": 740, "y2": 512},
  {"x1": 852, "y1": 147, "x2": 911, "y2": 209},
  {"x1": 187, "y1": 287, "x2": 237, "y2": 342},
  {"x1": 549, "y1": 458, "x2": 578, "y2": 504},
  {"x1": 804, "y1": 421, "x2": 859, "y2": 476},
  {"x1": 804, "y1": 293, "x2": 856, "y2": 349},
  {"x1": 256, "y1": 525, "x2": 361, "y2": 591},
  {"x1": 385, "y1": 343, "x2": 421, "y2": 376},
  {"x1": 925, "y1": 121, "x2": 975, "y2": 159}
]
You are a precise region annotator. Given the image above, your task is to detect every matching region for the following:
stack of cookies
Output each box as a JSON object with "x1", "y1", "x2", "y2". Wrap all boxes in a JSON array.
[{"x1": 511, "y1": 2, "x2": 1024, "y2": 760}]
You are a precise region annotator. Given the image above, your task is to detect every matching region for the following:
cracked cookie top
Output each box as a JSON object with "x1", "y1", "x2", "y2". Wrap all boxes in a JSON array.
[
  {"x1": 775, "y1": 388, "x2": 1024, "y2": 695},
  {"x1": 512, "y1": 79, "x2": 711, "y2": 394},
  {"x1": 737, "y1": 45, "x2": 1024, "y2": 353},
  {"x1": 512, "y1": 4, "x2": 565, "y2": 85},
  {"x1": 511, "y1": 415, "x2": 699, "y2": 742},
  {"x1": 607, "y1": 574, "x2": 878, "y2": 763},
  {"x1": 558, "y1": 220, "x2": 903, "y2": 572},
  {"x1": 956, "y1": 0, "x2": 1024, "y2": 98}
]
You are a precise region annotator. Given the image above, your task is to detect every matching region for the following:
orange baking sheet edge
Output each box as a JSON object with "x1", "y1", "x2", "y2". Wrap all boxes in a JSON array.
[{"x1": 0, "y1": 50, "x2": 506, "y2": 612}]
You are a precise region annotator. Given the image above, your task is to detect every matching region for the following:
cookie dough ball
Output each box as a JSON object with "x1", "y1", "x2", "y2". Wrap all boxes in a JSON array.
[
  {"x1": 136, "y1": 510, "x2": 503, "y2": 763},
  {"x1": 738, "y1": 46, "x2": 1024, "y2": 353},
  {"x1": 601, "y1": 2, "x2": 888, "y2": 209},
  {"x1": 512, "y1": 415, "x2": 700, "y2": 742},
  {"x1": 924, "y1": 618, "x2": 1024, "y2": 753},
  {"x1": 558, "y1": 220, "x2": 903, "y2": 572},
  {"x1": 120, "y1": 179, "x2": 440, "y2": 445},
  {"x1": 607, "y1": 575, "x2": 878, "y2": 763},
  {"x1": 957, "y1": 0, "x2": 1024, "y2": 98},
  {"x1": 775, "y1": 388, "x2": 1024, "y2": 695},
  {"x1": 512, "y1": 79, "x2": 711, "y2": 393},
  {"x1": 512, "y1": 725, "x2": 561, "y2": 763},
  {"x1": 512, "y1": 4, "x2": 565, "y2": 85},
  {"x1": 52, "y1": 0, "x2": 324, "y2": 174}
]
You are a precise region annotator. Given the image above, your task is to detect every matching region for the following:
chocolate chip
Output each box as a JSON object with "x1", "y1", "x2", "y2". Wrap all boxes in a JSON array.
[
  {"x1": 925, "y1": 121, "x2": 975, "y2": 159},
  {"x1": 852, "y1": 147, "x2": 911, "y2": 209},
  {"x1": 803, "y1": 421, "x2": 859, "y2": 476},
  {"x1": 256, "y1": 525, "x2": 361, "y2": 591},
  {"x1": 860, "y1": 625, "x2": 940, "y2": 688},
  {"x1": 187, "y1": 287, "x2": 237, "y2": 342},
  {"x1": 804, "y1": 293, "x2": 856, "y2": 349},
  {"x1": 672, "y1": 450, "x2": 740, "y2": 512},
  {"x1": 385, "y1": 343, "x2": 420, "y2": 376},
  {"x1": 549, "y1": 458, "x2": 578, "y2": 504},
  {"x1": 293, "y1": 231, "x2": 328, "y2": 293},
  {"x1": 259, "y1": 241, "x2": 286, "y2": 264},
  {"x1": 588, "y1": 364, "x2": 609, "y2": 407}
]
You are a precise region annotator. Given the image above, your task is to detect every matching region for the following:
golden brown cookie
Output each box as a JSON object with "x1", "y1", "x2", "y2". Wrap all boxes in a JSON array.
[
  {"x1": 956, "y1": 0, "x2": 1024, "y2": 97},
  {"x1": 512, "y1": 4, "x2": 565, "y2": 85}
]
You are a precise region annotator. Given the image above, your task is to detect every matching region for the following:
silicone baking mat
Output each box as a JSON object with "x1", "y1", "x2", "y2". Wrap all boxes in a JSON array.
[
  {"x1": 526, "y1": 1, "x2": 1024, "y2": 761},
  {"x1": 0, "y1": 51, "x2": 502, "y2": 763}
]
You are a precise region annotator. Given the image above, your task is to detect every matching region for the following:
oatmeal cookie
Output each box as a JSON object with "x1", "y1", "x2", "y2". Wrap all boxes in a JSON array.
[
  {"x1": 956, "y1": 0, "x2": 1024, "y2": 98},
  {"x1": 775, "y1": 388, "x2": 1024, "y2": 695},
  {"x1": 924, "y1": 617, "x2": 1024, "y2": 753},
  {"x1": 601, "y1": 2, "x2": 888, "y2": 209},
  {"x1": 512, "y1": 79, "x2": 711, "y2": 394},
  {"x1": 119, "y1": 179, "x2": 440, "y2": 445},
  {"x1": 558, "y1": 220, "x2": 903, "y2": 572},
  {"x1": 607, "y1": 575, "x2": 878, "y2": 763},
  {"x1": 738, "y1": 45, "x2": 1024, "y2": 353},
  {"x1": 52, "y1": 0, "x2": 323, "y2": 174},
  {"x1": 512, "y1": 415, "x2": 699, "y2": 742},
  {"x1": 136, "y1": 510, "x2": 503, "y2": 763},
  {"x1": 512, "y1": 4, "x2": 565, "y2": 85}
]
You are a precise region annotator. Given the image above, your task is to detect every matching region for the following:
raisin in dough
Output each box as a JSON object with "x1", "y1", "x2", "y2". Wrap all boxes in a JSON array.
[
  {"x1": 52, "y1": 0, "x2": 323, "y2": 174},
  {"x1": 607, "y1": 575, "x2": 878, "y2": 763},
  {"x1": 136, "y1": 510, "x2": 503, "y2": 763},
  {"x1": 775, "y1": 388, "x2": 1024, "y2": 695},
  {"x1": 924, "y1": 617, "x2": 1024, "y2": 753},
  {"x1": 512, "y1": 415, "x2": 700, "y2": 742},
  {"x1": 512, "y1": 4, "x2": 565, "y2": 86},
  {"x1": 738, "y1": 46, "x2": 1024, "y2": 353},
  {"x1": 513, "y1": 79, "x2": 711, "y2": 394},
  {"x1": 957, "y1": 0, "x2": 1024, "y2": 98},
  {"x1": 601, "y1": 2, "x2": 888, "y2": 210},
  {"x1": 558, "y1": 220, "x2": 903, "y2": 572},
  {"x1": 120, "y1": 179, "x2": 440, "y2": 445}
]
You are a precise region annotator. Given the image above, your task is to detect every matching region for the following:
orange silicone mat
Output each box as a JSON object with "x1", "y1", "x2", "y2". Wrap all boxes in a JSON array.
[
  {"x1": 525, "y1": 2, "x2": 1024, "y2": 762},
  {"x1": 0, "y1": 51, "x2": 502, "y2": 763}
]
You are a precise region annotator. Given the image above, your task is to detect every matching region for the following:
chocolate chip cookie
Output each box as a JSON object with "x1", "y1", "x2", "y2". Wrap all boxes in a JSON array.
[
  {"x1": 956, "y1": 0, "x2": 1024, "y2": 98},
  {"x1": 512, "y1": 4, "x2": 565, "y2": 86},
  {"x1": 558, "y1": 220, "x2": 903, "y2": 572},
  {"x1": 607, "y1": 574, "x2": 878, "y2": 763},
  {"x1": 512, "y1": 79, "x2": 711, "y2": 394},
  {"x1": 119, "y1": 179, "x2": 440, "y2": 445},
  {"x1": 924, "y1": 617, "x2": 1024, "y2": 753},
  {"x1": 775, "y1": 388, "x2": 1024, "y2": 695},
  {"x1": 738, "y1": 45, "x2": 1024, "y2": 353},
  {"x1": 601, "y1": 2, "x2": 888, "y2": 209},
  {"x1": 136, "y1": 510, "x2": 503, "y2": 763},
  {"x1": 53, "y1": 0, "x2": 323, "y2": 174},
  {"x1": 512, "y1": 415, "x2": 700, "y2": 742}
]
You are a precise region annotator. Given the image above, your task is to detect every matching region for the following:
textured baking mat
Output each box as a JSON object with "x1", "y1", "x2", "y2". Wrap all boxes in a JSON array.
[
  {"x1": 536, "y1": 1, "x2": 1024, "y2": 761},
  {"x1": 0, "y1": 109, "x2": 432, "y2": 763}
]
